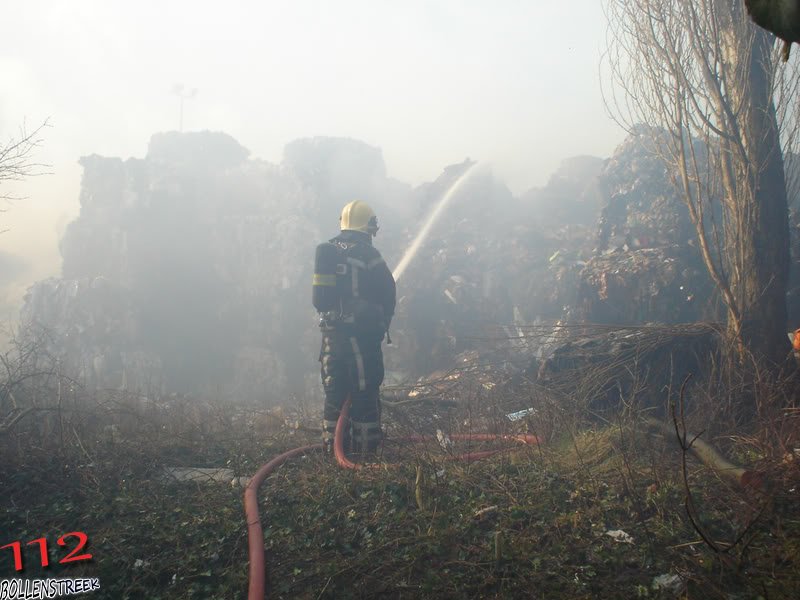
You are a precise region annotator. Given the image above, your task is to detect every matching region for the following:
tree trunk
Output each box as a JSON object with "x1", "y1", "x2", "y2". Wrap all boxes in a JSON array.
[{"x1": 735, "y1": 29, "x2": 790, "y2": 366}]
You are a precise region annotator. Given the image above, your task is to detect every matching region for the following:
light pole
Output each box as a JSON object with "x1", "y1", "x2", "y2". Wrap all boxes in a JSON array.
[{"x1": 172, "y1": 84, "x2": 198, "y2": 132}]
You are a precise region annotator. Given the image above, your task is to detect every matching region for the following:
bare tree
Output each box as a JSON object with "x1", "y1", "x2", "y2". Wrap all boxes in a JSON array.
[
  {"x1": 605, "y1": 0, "x2": 800, "y2": 366},
  {"x1": 0, "y1": 119, "x2": 50, "y2": 224}
]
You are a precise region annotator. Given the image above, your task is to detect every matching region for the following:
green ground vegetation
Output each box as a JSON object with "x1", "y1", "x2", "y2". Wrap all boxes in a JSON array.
[{"x1": 3, "y1": 395, "x2": 799, "y2": 599}]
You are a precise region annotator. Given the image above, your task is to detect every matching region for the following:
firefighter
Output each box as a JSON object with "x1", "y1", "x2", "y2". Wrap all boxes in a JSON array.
[{"x1": 313, "y1": 200, "x2": 396, "y2": 456}]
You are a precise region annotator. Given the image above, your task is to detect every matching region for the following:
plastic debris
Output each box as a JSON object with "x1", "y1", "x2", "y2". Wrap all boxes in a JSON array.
[
  {"x1": 162, "y1": 467, "x2": 235, "y2": 484},
  {"x1": 473, "y1": 505, "x2": 498, "y2": 519},
  {"x1": 651, "y1": 574, "x2": 686, "y2": 596},
  {"x1": 436, "y1": 429, "x2": 453, "y2": 450},
  {"x1": 605, "y1": 529, "x2": 634, "y2": 544},
  {"x1": 506, "y1": 407, "x2": 536, "y2": 421}
]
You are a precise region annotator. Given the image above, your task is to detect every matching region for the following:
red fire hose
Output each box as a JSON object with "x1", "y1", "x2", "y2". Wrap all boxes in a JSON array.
[
  {"x1": 244, "y1": 398, "x2": 540, "y2": 599},
  {"x1": 332, "y1": 396, "x2": 539, "y2": 470},
  {"x1": 243, "y1": 443, "x2": 322, "y2": 599}
]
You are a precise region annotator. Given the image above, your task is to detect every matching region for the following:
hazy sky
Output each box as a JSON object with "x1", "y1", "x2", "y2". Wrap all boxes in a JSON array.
[{"x1": 0, "y1": 0, "x2": 624, "y2": 312}]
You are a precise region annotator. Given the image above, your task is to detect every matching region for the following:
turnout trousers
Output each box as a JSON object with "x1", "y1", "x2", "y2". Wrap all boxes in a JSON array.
[{"x1": 319, "y1": 328, "x2": 384, "y2": 453}]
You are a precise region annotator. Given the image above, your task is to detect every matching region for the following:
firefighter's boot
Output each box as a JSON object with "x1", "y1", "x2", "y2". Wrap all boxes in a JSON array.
[{"x1": 350, "y1": 420, "x2": 382, "y2": 460}]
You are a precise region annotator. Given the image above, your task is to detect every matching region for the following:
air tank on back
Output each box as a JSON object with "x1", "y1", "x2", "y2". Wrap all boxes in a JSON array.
[{"x1": 312, "y1": 242, "x2": 340, "y2": 312}]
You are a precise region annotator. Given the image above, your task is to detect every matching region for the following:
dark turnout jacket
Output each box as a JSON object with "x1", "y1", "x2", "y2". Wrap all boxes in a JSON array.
[{"x1": 329, "y1": 230, "x2": 396, "y2": 332}]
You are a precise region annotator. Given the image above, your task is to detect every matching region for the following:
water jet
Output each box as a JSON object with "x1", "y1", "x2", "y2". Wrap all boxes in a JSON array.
[{"x1": 392, "y1": 161, "x2": 480, "y2": 283}]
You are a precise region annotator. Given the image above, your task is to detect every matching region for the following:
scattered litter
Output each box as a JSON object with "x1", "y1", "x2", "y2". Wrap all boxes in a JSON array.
[
  {"x1": 162, "y1": 467, "x2": 235, "y2": 484},
  {"x1": 605, "y1": 529, "x2": 634, "y2": 544},
  {"x1": 651, "y1": 574, "x2": 686, "y2": 595},
  {"x1": 506, "y1": 407, "x2": 537, "y2": 421},
  {"x1": 473, "y1": 505, "x2": 498, "y2": 519},
  {"x1": 436, "y1": 429, "x2": 453, "y2": 450}
]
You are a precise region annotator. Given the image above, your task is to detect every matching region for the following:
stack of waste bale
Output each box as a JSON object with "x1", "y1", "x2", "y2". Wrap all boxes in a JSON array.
[{"x1": 575, "y1": 128, "x2": 718, "y2": 325}]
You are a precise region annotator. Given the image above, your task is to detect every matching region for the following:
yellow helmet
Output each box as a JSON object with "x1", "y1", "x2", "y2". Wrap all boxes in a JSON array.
[{"x1": 340, "y1": 200, "x2": 379, "y2": 236}]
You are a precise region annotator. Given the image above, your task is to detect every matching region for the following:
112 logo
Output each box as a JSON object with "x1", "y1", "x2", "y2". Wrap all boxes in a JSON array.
[{"x1": 1, "y1": 533, "x2": 92, "y2": 572}]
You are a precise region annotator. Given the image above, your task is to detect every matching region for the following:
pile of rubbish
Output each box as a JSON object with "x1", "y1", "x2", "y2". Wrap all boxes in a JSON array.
[
  {"x1": 517, "y1": 155, "x2": 605, "y2": 229},
  {"x1": 571, "y1": 128, "x2": 716, "y2": 325},
  {"x1": 595, "y1": 128, "x2": 695, "y2": 254},
  {"x1": 399, "y1": 349, "x2": 520, "y2": 400},
  {"x1": 533, "y1": 323, "x2": 720, "y2": 411},
  {"x1": 388, "y1": 128, "x2": 717, "y2": 385},
  {"x1": 576, "y1": 245, "x2": 713, "y2": 325},
  {"x1": 20, "y1": 276, "x2": 160, "y2": 391},
  {"x1": 24, "y1": 132, "x2": 413, "y2": 403},
  {"x1": 17, "y1": 127, "x2": 729, "y2": 404}
]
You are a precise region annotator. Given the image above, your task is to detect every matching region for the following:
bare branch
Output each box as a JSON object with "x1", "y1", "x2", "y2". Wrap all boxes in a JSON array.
[
  {"x1": 0, "y1": 118, "x2": 52, "y2": 203},
  {"x1": 605, "y1": 0, "x2": 794, "y2": 362}
]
